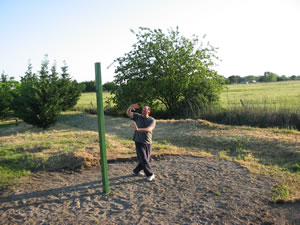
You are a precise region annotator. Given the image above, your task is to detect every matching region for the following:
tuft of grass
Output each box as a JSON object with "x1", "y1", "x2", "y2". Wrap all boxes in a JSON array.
[
  {"x1": 0, "y1": 166, "x2": 31, "y2": 189},
  {"x1": 271, "y1": 185, "x2": 290, "y2": 203}
]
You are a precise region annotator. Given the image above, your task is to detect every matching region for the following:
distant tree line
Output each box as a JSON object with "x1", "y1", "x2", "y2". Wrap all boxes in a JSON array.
[
  {"x1": 80, "y1": 81, "x2": 116, "y2": 92},
  {"x1": 226, "y1": 72, "x2": 300, "y2": 84},
  {"x1": 80, "y1": 71, "x2": 300, "y2": 92},
  {"x1": 79, "y1": 71, "x2": 300, "y2": 92}
]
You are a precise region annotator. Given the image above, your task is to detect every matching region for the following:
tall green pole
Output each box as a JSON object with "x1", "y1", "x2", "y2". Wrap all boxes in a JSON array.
[{"x1": 95, "y1": 62, "x2": 110, "y2": 194}]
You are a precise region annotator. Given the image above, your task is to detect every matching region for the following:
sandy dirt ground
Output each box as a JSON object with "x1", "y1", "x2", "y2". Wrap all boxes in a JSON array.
[{"x1": 1, "y1": 155, "x2": 300, "y2": 225}]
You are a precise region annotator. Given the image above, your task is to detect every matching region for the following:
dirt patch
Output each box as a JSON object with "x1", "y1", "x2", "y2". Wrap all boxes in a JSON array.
[{"x1": 1, "y1": 155, "x2": 299, "y2": 225}]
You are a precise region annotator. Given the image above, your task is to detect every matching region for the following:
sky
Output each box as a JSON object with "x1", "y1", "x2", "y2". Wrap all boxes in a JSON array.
[{"x1": 0, "y1": 0, "x2": 299, "y2": 83}]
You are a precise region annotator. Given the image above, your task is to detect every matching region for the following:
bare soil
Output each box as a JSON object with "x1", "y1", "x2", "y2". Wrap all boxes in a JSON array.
[{"x1": 1, "y1": 155, "x2": 299, "y2": 225}]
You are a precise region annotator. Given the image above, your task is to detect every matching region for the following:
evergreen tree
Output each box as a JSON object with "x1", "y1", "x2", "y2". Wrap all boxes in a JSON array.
[
  {"x1": 13, "y1": 57, "x2": 63, "y2": 128},
  {"x1": 59, "y1": 62, "x2": 84, "y2": 111},
  {"x1": 13, "y1": 56, "x2": 83, "y2": 128}
]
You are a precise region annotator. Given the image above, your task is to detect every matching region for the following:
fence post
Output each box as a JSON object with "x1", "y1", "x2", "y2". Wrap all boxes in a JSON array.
[{"x1": 95, "y1": 62, "x2": 110, "y2": 194}]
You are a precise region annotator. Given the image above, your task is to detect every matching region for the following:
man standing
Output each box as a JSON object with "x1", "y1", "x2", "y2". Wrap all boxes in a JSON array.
[{"x1": 127, "y1": 103, "x2": 156, "y2": 181}]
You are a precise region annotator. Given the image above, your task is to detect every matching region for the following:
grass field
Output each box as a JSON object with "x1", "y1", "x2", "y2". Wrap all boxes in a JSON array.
[
  {"x1": 221, "y1": 80, "x2": 300, "y2": 110},
  {"x1": 75, "y1": 92, "x2": 112, "y2": 109}
]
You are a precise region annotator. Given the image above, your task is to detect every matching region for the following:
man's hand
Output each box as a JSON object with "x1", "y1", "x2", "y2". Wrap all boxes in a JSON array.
[
  {"x1": 133, "y1": 122, "x2": 139, "y2": 131},
  {"x1": 131, "y1": 104, "x2": 139, "y2": 111},
  {"x1": 127, "y1": 104, "x2": 139, "y2": 119}
]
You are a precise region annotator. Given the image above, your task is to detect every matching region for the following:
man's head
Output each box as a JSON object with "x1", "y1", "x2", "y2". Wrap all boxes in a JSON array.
[{"x1": 142, "y1": 106, "x2": 151, "y2": 118}]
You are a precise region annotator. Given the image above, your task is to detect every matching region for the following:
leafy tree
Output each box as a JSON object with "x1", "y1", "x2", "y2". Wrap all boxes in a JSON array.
[
  {"x1": 259, "y1": 71, "x2": 278, "y2": 82},
  {"x1": 228, "y1": 75, "x2": 242, "y2": 84},
  {"x1": 1, "y1": 71, "x2": 8, "y2": 82},
  {"x1": 290, "y1": 75, "x2": 297, "y2": 80},
  {"x1": 13, "y1": 56, "x2": 83, "y2": 128},
  {"x1": 277, "y1": 75, "x2": 289, "y2": 82},
  {"x1": 103, "y1": 81, "x2": 117, "y2": 92},
  {"x1": 80, "y1": 80, "x2": 96, "y2": 92},
  {"x1": 111, "y1": 27, "x2": 224, "y2": 117},
  {"x1": 244, "y1": 75, "x2": 258, "y2": 83},
  {"x1": 0, "y1": 72, "x2": 19, "y2": 119}
]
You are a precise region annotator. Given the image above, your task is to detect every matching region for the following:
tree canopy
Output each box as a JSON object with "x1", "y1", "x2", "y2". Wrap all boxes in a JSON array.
[{"x1": 111, "y1": 27, "x2": 224, "y2": 117}]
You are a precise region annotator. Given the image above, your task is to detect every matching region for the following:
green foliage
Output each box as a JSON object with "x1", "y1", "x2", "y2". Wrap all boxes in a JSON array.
[
  {"x1": 80, "y1": 80, "x2": 96, "y2": 92},
  {"x1": 259, "y1": 71, "x2": 278, "y2": 82},
  {"x1": 290, "y1": 163, "x2": 300, "y2": 172},
  {"x1": 103, "y1": 81, "x2": 117, "y2": 92},
  {"x1": 271, "y1": 185, "x2": 290, "y2": 203},
  {"x1": 0, "y1": 72, "x2": 19, "y2": 119},
  {"x1": 111, "y1": 27, "x2": 224, "y2": 117},
  {"x1": 12, "y1": 56, "x2": 83, "y2": 129}
]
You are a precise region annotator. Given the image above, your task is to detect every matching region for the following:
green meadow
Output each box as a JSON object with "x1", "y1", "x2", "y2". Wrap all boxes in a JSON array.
[
  {"x1": 75, "y1": 92, "x2": 111, "y2": 109},
  {"x1": 221, "y1": 80, "x2": 300, "y2": 110}
]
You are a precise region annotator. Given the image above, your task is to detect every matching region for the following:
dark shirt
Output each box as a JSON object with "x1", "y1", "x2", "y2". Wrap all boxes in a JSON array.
[{"x1": 132, "y1": 113, "x2": 156, "y2": 144}]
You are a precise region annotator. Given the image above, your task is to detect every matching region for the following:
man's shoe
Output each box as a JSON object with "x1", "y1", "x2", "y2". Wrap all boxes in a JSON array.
[
  {"x1": 146, "y1": 174, "x2": 155, "y2": 181},
  {"x1": 132, "y1": 171, "x2": 145, "y2": 176}
]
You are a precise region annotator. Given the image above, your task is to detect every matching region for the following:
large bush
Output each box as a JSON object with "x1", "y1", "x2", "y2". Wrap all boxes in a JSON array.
[
  {"x1": 12, "y1": 57, "x2": 84, "y2": 129},
  {"x1": 111, "y1": 27, "x2": 224, "y2": 118}
]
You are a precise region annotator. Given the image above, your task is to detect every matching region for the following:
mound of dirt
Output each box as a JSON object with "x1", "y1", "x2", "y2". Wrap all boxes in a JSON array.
[
  {"x1": 1, "y1": 155, "x2": 299, "y2": 224},
  {"x1": 45, "y1": 151, "x2": 99, "y2": 171}
]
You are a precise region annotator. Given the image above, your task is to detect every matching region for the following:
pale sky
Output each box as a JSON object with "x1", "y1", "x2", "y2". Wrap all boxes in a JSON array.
[{"x1": 0, "y1": 0, "x2": 299, "y2": 83}]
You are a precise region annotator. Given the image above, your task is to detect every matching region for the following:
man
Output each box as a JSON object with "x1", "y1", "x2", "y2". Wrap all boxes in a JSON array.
[{"x1": 127, "y1": 103, "x2": 156, "y2": 181}]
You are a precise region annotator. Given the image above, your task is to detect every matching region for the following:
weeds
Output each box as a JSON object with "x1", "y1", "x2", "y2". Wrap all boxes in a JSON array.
[
  {"x1": 271, "y1": 185, "x2": 290, "y2": 203},
  {"x1": 219, "y1": 137, "x2": 250, "y2": 161},
  {"x1": 290, "y1": 163, "x2": 300, "y2": 173},
  {"x1": 200, "y1": 106, "x2": 300, "y2": 131}
]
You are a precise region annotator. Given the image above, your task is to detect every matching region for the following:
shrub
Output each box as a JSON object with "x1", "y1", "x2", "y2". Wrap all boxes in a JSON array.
[{"x1": 12, "y1": 56, "x2": 83, "y2": 129}]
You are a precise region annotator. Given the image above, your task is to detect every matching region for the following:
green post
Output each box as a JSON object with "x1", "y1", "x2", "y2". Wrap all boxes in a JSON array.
[{"x1": 95, "y1": 62, "x2": 110, "y2": 194}]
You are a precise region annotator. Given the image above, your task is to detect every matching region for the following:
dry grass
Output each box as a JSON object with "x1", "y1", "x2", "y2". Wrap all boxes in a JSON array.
[{"x1": 1, "y1": 111, "x2": 299, "y2": 202}]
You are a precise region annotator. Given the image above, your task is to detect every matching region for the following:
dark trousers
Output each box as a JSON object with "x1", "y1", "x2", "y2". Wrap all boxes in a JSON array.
[{"x1": 133, "y1": 142, "x2": 153, "y2": 177}]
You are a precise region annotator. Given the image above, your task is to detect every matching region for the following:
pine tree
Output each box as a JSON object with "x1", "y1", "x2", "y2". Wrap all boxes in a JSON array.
[
  {"x1": 13, "y1": 56, "x2": 84, "y2": 128},
  {"x1": 59, "y1": 62, "x2": 84, "y2": 111},
  {"x1": 13, "y1": 56, "x2": 63, "y2": 128}
]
